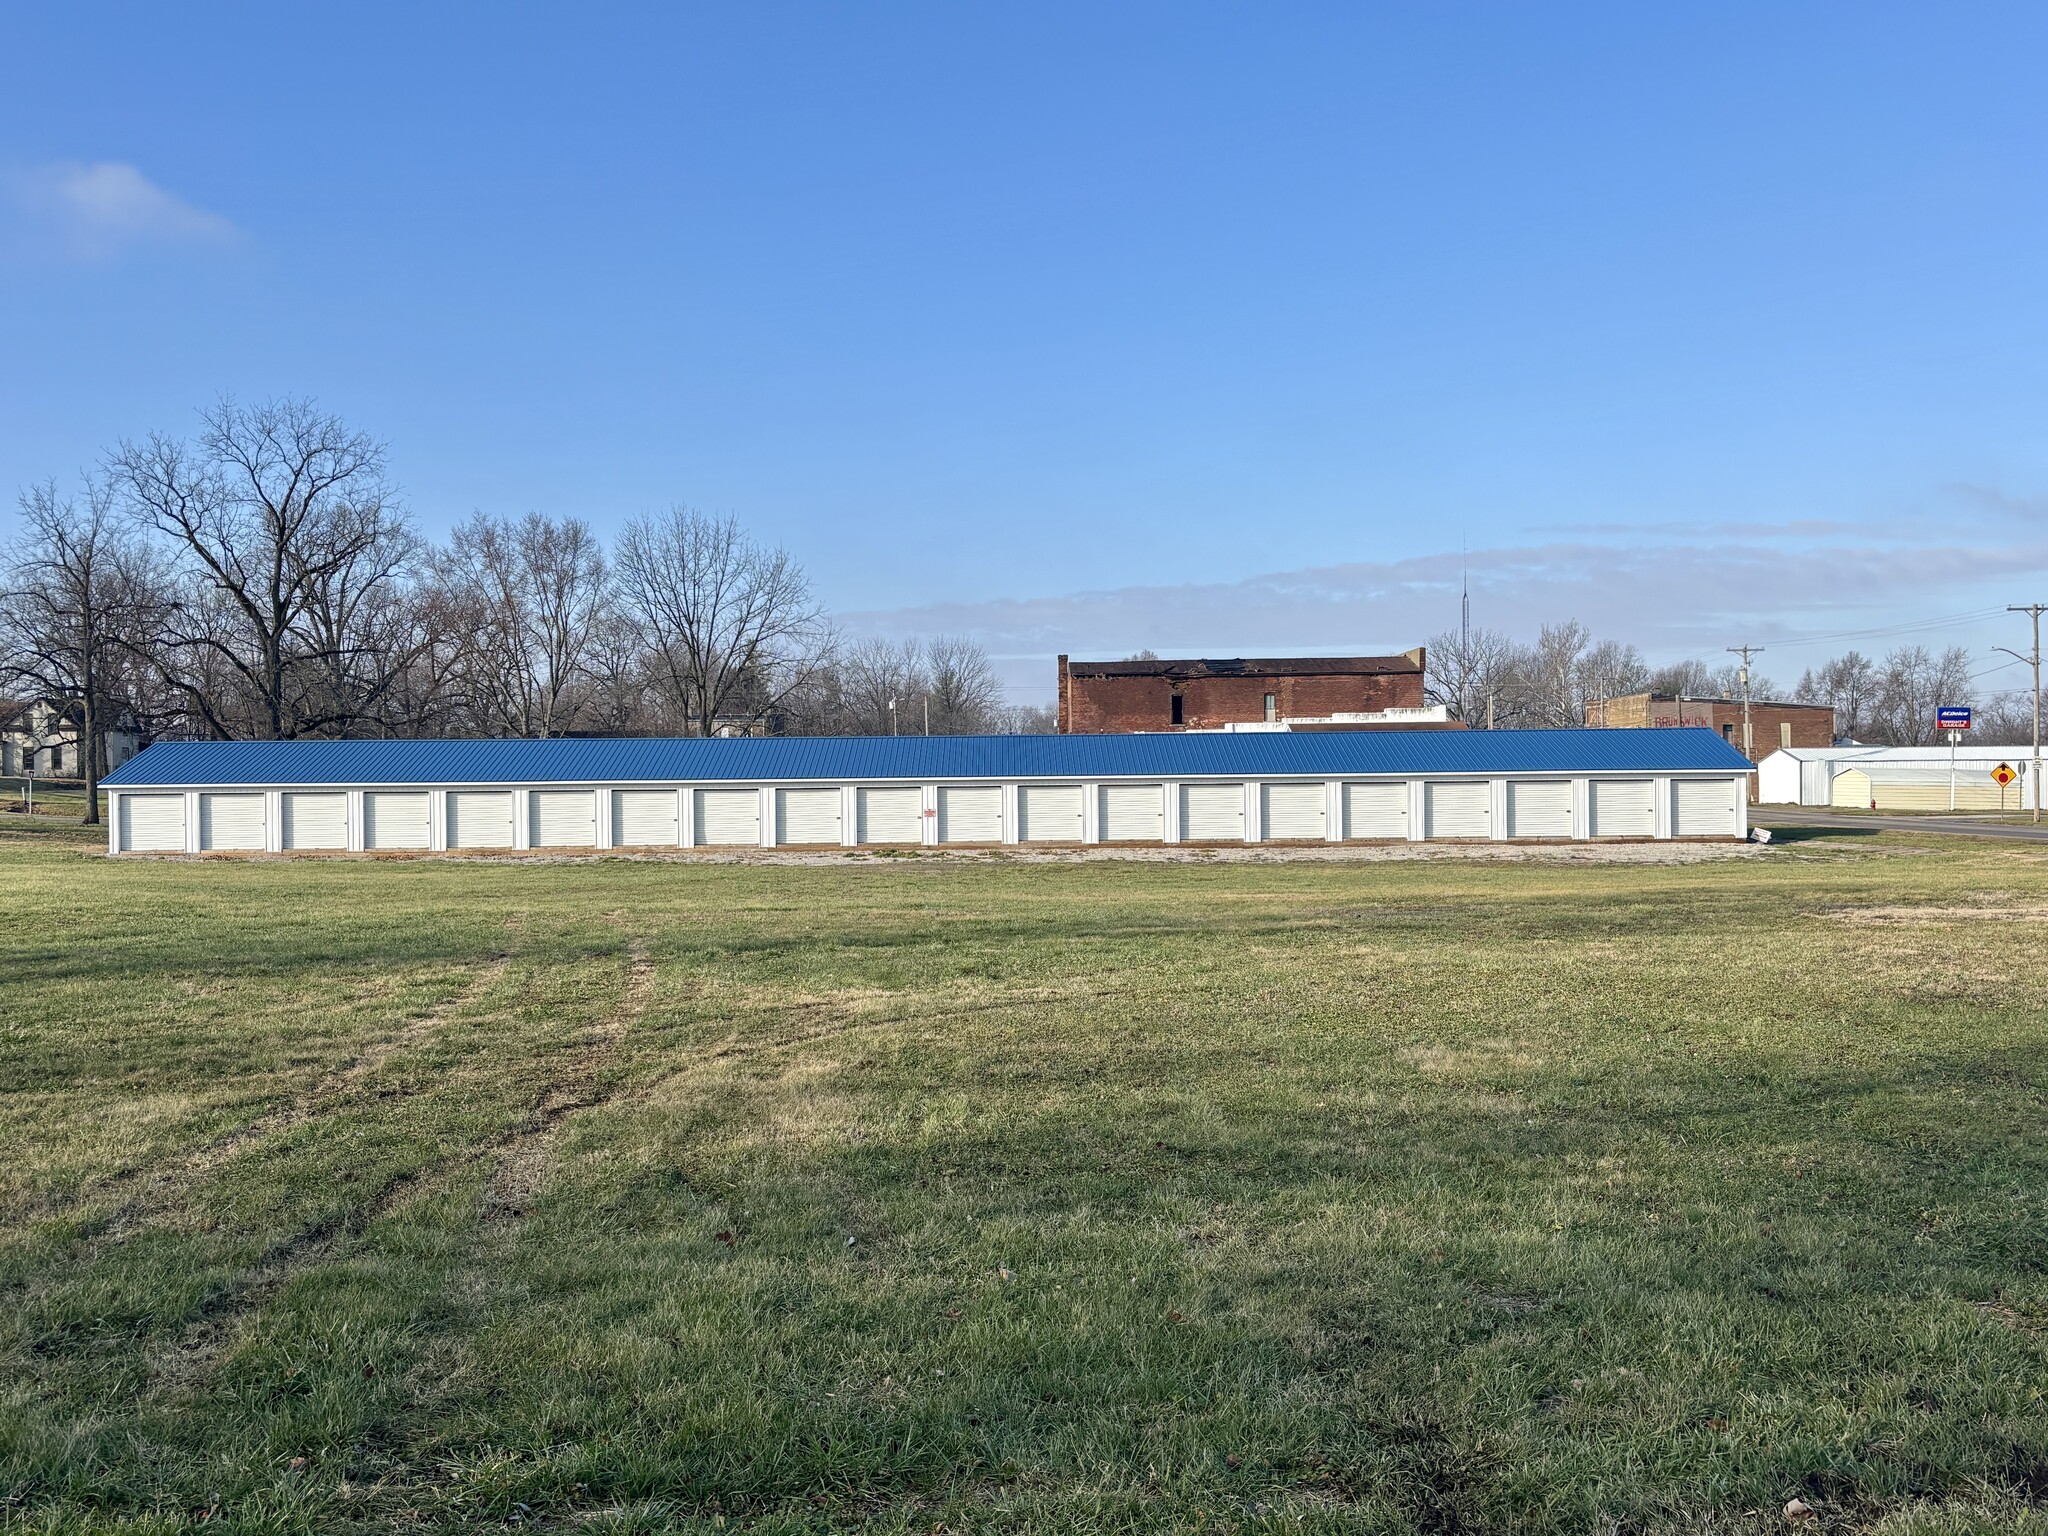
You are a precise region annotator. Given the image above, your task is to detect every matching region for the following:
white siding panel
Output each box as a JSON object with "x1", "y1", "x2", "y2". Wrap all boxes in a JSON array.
[
  {"x1": 937, "y1": 786, "x2": 1003, "y2": 843},
  {"x1": 777, "y1": 787, "x2": 843, "y2": 844},
  {"x1": 448, "y1": 790, "x2": 515, "y2": 849},
  {"x1": 1017, "y1": 784, "x2": 1083, "y2": 842},
  {"x1": 1343, "y1": 782, "x2": 1408, "y2": 839},
  {"x1": 1673, "y1": 778, "x2": 1736, "y2": 837},
  {"x1": 282, "y1": 792, "x2": 348, "y2": 850},
  {"x1": 121, "y1": 793, "x2": 187, "y2": 852},
  {"x1": 1100, "y1": 783, "x2": 1164, "y2": 842},
  {"x1": 695, "y1": 788, "x2": 760, "y2": 845},
  {"x1": 200, "y1": 793, "x2": 265, "y2": 851},
  {"x1": 857, "y1": 786, "x2": 923, "y2": 844},
  {"x1": 364, "y1": 792, "x2": 430, "y2": 850},
  {"x1": 1506, "y1": 781, "x2": 1573, "y2": 839},
  {"x1": 1424, "y1": 781, "x2": 1490, "y2": 839},
  {"x1": 614, "y1": 789, "x2": 679, "y2": 846},
  {"x1": 530, "y1": 790, "x2": 597, "y2": 847},
  {"x1": 1262, "y1": 782, "x2": 1325, "y2": 841},
  {"x1": 1180, "y1": 782, "x2": 1244, "y2": 841},
  {"x1": 1590, "y1": 779, "x2": 1657, "y2": 838}
]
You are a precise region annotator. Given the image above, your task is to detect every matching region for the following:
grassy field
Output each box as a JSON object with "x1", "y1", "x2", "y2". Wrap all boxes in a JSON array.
[{"x1": 2, "y1": 818, "x2": 2045, "y2": 1534}]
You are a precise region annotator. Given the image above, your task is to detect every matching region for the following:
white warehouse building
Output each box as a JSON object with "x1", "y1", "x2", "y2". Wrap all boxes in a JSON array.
[
  {"x1": 1757, "y1": 745, "x2": 2043, "y2": 810},
  {"x1": 98, "y1": 730, "x2": 1756, "y2": 856}
]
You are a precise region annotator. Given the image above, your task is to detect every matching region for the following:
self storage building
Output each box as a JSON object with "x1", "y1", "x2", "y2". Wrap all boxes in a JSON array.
[{"x1": 98, "y1": 729, "x2": 1755, "y2": 855}]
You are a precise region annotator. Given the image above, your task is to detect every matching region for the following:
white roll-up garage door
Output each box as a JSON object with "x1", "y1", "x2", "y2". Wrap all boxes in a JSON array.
[
  {"x1": 857, "y1": 786, "x2": 922, "y2": 843},
  {"x1": 364, "y1": 792, "x2": 430, "y2": 850},
  {"x1": 530, "y1": 790, "x2": 596, "y2": 847},
  {"x1": 200, "y1": 793, "x2": 265, "y2": 851},
  {"x1": 1424, "y1": 781, "x2": 1490, "y2": 839},
  {"x1": 1506, "y1": 781, "x2": 1572, "y2": 839},
  {"x1": 282, "y1": 792, "x2": 347, "y2": 850},
  {"x1": 938, "y1": 786, "x2": 1002, "y2": 843},
  {"x1": 1673, "y1": 778, "x2": 1735, "y2": 837},
  {"x1": 1343, "y1": 782, "x2": 1408, "y2": 839},
  {"x1": 1100, "y1": 783, "x2": 1164, "y2": 842},
  {"x1": 120, "y1": 793, "x2": 187, "y2": 852},
  {"x1": 613, "y1": 789, "x2": 679, "y2": 846},
  {"x1": 448, "y1": 791, "x2": 514, "y2": 849},
  {"x1": 1262, "y1": 782, "x2": 1326, "y2": 840},
  {"x1": 1018, "y1": 784, "x2": 1083, "y2": 842},
  {"x1": 695, "y1": 788, "x2": 760, "y2": 845},
  {"x1": 1180, "y1": 783, "x2": 1244, "y2": 841},
  {"x1": 777, "y1": 787, "x2": 842, "y2": 844},
  {"x1": 1590, "y1": 779, "x2": 1656, "y2": 838}
]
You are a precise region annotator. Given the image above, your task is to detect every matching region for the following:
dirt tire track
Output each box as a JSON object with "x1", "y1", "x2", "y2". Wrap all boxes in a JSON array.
[
  {"x1": 147, "y1": 940, "x2": 652, "y2": 1396},
  {"x1": 479, "y1": 938, "x2": 655, "y2": 1221},
  {"x1": 94, "y1": 955, "x2": 513, "y2": 1243}
]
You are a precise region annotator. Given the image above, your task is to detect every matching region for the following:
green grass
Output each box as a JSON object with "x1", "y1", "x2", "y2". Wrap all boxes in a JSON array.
[
  {"x1": 0, "y1": 777, "x2": 103, "y2": 827},
  {"x1": 2, "y1": 822, "x2": 2046, "y2": 1534}
]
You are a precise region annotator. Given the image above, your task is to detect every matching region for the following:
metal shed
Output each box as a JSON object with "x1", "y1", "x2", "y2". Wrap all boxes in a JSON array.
[
  {"x1": 1758, "y1": 744, "x2": 2043, "y2": 809},
  {"x1": 98, "y1": 729, "x2": 1755, "y2": 855}
]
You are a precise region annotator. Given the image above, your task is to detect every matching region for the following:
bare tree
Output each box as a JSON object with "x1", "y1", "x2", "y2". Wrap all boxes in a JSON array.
[
  {"x1": 107, "y1": 397, "x2": 411, "y2": 738},
  {"x1": 614, "y1": 507, "x2": 826, "y2": 736},
  {"x1": 831, "y1": 637, "x2": 924, "y2": 734},
  {"x1": 1578, "y1": 637, "x2": 1649, "y2": 711},
  {"x1": 1796, "y1": 651, "x2": 1876, "y2": 741},
  {"x1": 924, "y1": 635, "x2": 1004, "y2": 733},
  {"x1": 1647, "y1": 657, "x2": 1716, "y2": 696},
  {"x1": 1974, "y1": 688, "x2": 2042, "y2": 747},
  {"x1": 297, "y1": 517, "x2": 430, "y2": 735},
  {"x1": 439, "y1": 512, "x2": 611, "y2": 737},
  {"x1": 0, "y1": 479, "x2": 157, "y2": 820},
  {"x1": 1865, "y1": 645, "x2": 1973, "y2": 745},
  {"x1": 1425, "y1": 623, "x2": 1518, "y2": 725},
  {"x1": 992, "y1": 701, "x2": 1058, "y2": 734},
  {"x1": 578, "y1": 607, "x2": 656, "y2": 734}
]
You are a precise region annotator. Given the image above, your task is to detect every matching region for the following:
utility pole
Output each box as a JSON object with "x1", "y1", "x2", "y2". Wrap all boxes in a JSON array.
[
  {"x1": 1998, "y1": 605, "x2": 2045, "y2": 825},
  {"x1": 1725, "y1": 645, "x2": 1764, "y2": 761}
]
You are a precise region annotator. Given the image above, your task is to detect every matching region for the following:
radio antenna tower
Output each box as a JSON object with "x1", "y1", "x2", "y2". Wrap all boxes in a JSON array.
[{"x1": 1460, "y1": 537, "x2": 1469, "y2": 657}]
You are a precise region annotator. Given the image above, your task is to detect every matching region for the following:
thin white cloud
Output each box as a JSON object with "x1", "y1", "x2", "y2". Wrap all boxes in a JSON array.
[{"x1": 3, "y1": 160, "x2": 235, "y2": 260}]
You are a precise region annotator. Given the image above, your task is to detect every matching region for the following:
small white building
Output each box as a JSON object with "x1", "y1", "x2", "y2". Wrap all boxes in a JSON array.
[
  {"x1": 1758, "y1": 744, "x2": 2044, "y2": 810},
  {"x1": 98, "y1": 728, "x2": 1756, "y2": 856}
]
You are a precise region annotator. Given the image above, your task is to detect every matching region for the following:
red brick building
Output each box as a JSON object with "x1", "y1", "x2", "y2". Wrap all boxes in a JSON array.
[
  {"x1": 1584, "y1": 692, "x2": 1834, "y2": 761},
  {"x1": 1058, "y1": 650, "x2": 1429, "y2": 734}
]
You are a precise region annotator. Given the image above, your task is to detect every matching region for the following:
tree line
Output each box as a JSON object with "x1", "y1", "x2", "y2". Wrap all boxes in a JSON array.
[
  {"x1": 8, "y1": 397, "x2": 2037, "y2": 823},
  {"x1": 1425, "y1": 619, "x2": 2032, "y2": 745},
  {"x1": 0, "y1": 398, "x2": 1049, "y2": 820}
]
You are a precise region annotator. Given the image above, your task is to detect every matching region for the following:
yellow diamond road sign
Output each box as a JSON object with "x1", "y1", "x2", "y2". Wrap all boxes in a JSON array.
[{"x1": 1992, "y1": 762, "x2": 2017, "y2": 787}]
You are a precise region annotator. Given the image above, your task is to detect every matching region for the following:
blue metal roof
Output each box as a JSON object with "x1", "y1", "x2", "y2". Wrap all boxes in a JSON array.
[{"x1": 102, "y1": 729, "x2": 1754, "y2": 788}]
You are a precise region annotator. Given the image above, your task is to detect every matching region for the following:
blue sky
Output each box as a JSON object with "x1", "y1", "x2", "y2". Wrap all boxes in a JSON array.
[{"x1": 4, "y1": 2, "x2": 2047, "y2": 702}]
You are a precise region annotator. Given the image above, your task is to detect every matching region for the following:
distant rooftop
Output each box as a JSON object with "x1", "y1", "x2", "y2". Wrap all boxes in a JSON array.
[{"x1": 1063, "y1": 649, "x2": 1424, "y2": 680}]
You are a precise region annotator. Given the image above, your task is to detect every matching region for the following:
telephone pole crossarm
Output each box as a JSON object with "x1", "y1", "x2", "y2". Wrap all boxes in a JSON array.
[{"x1": 1726, "y1": 644, "x2": 1764, "y2": 767}]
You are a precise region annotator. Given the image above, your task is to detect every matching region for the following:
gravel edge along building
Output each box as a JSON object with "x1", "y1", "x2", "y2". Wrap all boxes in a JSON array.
[{"x1": 100, "y1": 729, "x2": 1755, "y2": 854}]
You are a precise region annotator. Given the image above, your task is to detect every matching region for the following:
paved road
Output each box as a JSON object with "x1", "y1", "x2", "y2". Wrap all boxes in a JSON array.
[{"x1": 1754, "y1": 808, "x2": 2048, "y2": 843}]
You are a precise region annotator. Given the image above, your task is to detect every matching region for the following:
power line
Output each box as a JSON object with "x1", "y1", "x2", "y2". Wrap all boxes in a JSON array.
[
  {"x1": 1757, "y1": 606, "x2": 2008, "y2": 651},
  {"x1": 1969, "y1": 657, "x2": 2026, "y2": 682}
]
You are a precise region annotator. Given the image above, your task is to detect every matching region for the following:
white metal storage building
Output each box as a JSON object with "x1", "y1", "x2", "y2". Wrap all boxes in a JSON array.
[
  {"x1": 99, "y1": 729, "x2": 1756, "y2": 855},
  {"x1": 1757, "y1": 745, "x2": 2042, "y2": 809}
]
